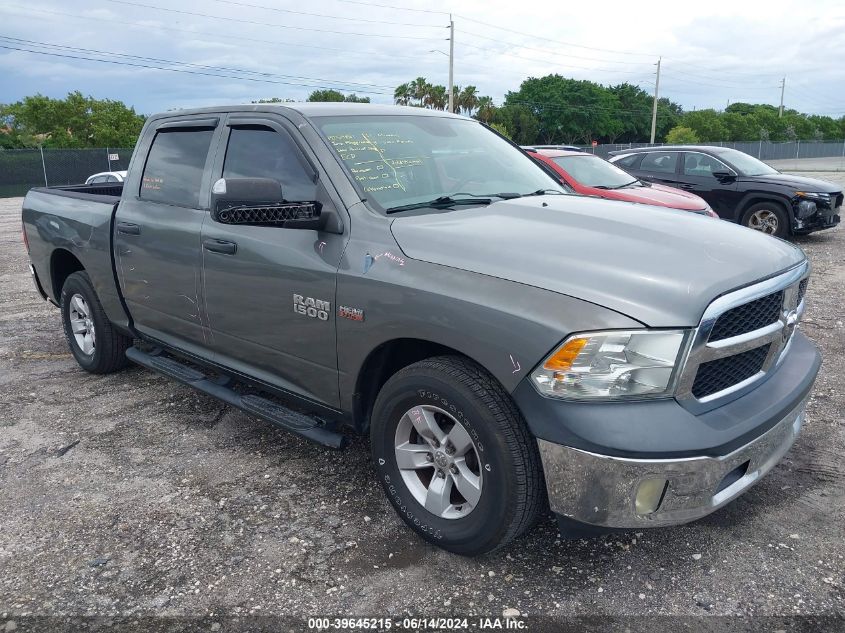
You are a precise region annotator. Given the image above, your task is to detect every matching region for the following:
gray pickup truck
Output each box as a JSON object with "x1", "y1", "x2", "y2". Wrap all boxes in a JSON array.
[{"x1": 22, "y1": 103, "x2": 821, "y2": 555}]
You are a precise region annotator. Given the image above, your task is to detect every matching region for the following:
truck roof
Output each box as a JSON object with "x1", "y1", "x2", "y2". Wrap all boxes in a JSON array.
[{"x1": 147, "y1": 102, "x2": 468, "y2": 121}]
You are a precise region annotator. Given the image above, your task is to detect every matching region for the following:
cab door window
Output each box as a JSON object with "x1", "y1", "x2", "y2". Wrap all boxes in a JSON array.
[
  {"x1": 222, "y1": 126, "x2": 316, "y2": 201},
  {"x1": 683, "y1": 152, "x2": 732, "y2": 177},
  {"x1": 140, "y1": 128, "x2": 215, "y2": 207}
]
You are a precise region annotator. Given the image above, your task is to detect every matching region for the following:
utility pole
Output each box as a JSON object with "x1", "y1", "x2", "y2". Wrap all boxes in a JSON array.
[
  {"x1": 778, "y1": 77, "x2": 785, "y2": 118},
  {"x1": 448, "y1": 15, "x2": 455, "y2": 113},
  {"x1": 649, "y1": 56, "x2": 661, "y2": 144}
]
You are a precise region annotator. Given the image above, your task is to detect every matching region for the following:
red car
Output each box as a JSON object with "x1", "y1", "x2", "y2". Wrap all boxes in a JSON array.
[{"x1": 527, "y1": 148, "x2": 718, "y2": 217}]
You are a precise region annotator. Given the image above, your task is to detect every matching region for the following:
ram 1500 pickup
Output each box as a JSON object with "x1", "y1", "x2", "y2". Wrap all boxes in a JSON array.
[{"x1": 22, "y1": 103, "x2": 821, "y2": 555}]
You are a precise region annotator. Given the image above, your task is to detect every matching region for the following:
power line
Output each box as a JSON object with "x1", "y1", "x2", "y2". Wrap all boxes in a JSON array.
[
  {"x1": 457, "y1": 41, "x2": 654, "y2": 76},
  {"x1": 2, "y1": 4, "x2": 435, "y2": 62},
  {"x1": 323, "y1": 0, "x2": 450, "y2": 15},
  {"x1": 203, "y1": 0, "x2": 444, "y2": 27},
  {"x1": 0, "y1": 36, "x2": 397, "y2": 89},
  {"x1": 459, "y1": 28, "x2": 654, "y2": 66},
  {"x1": 0, "y1": 42, "x2": 395, "y2": 95},
  {"x1": 453, "y1": 13, "x2": 657, "y2": 58},
  {"x1": 104, "y1": 0, "x2": 443, "y2": 40}
]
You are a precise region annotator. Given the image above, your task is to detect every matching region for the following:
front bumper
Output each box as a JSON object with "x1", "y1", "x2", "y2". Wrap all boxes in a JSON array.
[
  {"x1": 538, "y1": 397, "x2": 806, "y2": 528},
  {"x1": 515, "y1": 330, "x2": 820, "y2": 531}
]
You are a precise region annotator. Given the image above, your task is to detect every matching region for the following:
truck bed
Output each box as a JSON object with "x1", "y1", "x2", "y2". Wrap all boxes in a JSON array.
[
  {"x1": 29, "y1": 182, "x2": 124, "y2": 203},
  {"x1": 22, "y1": 184, "x2": 128, "y2": 331}
]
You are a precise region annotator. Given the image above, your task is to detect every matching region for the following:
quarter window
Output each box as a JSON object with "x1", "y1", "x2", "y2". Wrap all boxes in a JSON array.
[
  {"x1": 222, "y1": 126, "x2": 316, "y2": 201},
  {"x1": 140, "y1": 128, "x2": 215, "y2": 207},
  {"x1": 640, "y1": 152, "x2": 679, "y2": 174}
]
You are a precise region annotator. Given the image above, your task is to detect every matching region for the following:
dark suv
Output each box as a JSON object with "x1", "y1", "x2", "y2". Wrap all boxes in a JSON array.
[{"x1": 609, "y1": 146, "x2": 842, "y2": 237}]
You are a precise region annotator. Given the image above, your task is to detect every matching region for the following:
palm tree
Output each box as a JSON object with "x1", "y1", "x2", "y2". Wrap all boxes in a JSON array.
[
  {"x1": 459, "y1": 85, "x2": 479, "y2": 116},
  {"x1": 411, "y1": 77, "x2": 430, "y2": 107},
  {"x1": 476, "y1": 96, "x2": 495, "y2": 123},
  {"x1": 427, "y1": 85, "x2": 448, "y2": 110},
  {"x1": 394, "y1": 83, "x2": 412, "y2": 106}
]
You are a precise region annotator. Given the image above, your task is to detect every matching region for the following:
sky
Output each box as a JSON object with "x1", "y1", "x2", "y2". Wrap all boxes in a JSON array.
[{"x1": 0, "y1": 0, "x2": 843, "y2": 118}]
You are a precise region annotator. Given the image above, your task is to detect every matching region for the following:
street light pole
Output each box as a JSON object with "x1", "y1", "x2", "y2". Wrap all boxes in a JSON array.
[
  {"x1": 650, "y1": 56, "x2": 661, "y2": 144},
  {"x1": 778, "y1": 77, "x2": 785, "y2": 118},
  {"x1": 448, "y1": 15, "x2": 455, "y2": 113}
]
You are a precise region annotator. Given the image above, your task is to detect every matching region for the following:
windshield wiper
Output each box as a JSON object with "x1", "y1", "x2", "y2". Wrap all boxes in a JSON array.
[
  {"x1": 386, "y1": 195, "x2": 493, "y2": 214},
  {"x1": 385, "y1": 192, "x2": 521, "y2": 214},
  {"x1": 521, "y1": 189, "x2": 567, "y2": 196},
  {"x1": 609, "y1": 179, "x2": 640, "y2": 190}
]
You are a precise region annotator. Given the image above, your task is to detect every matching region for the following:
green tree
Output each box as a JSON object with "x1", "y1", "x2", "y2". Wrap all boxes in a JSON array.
[
  {"x1": 665, "y1": 126, "x2": 700, "y2": 144},
  {"x1": 607, "y1": 83, "x2": 653, "y2": 143},
  {"x1": 489, "y1": 122, "x2": 511, "y2": 139},
  {"x1": 394, "y1": 83, "x2": 412, "y2": 106},
  {"x1": 504, "y1": 75, "x2": 621, "y2": 144},
  {"x1": 681, "y1": 109, "x2": 727, "y2": 142},
  {"x1": 342, "y1": 93, "x2": 370, "y2": 103},
  {"x1": 3, "y1": 91, "x2": 144, "y2": 148},
  {"x1": 251, "y1": 97, "x2": 295, "y2": 103},
  {"x1": 307, "y1": 89, "x2": 346, "y2": 102},
  {"x1": 475, "y1": 96, "x2": 496, "y2": 123},
  {"x1": 491, "y1": 104, "x2": 540, "y2": 145}
]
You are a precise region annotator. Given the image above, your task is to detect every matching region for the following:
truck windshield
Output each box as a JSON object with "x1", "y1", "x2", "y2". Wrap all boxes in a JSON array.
[{"x1": 314, "y1": 115, "x2": 564, "y2": 212}]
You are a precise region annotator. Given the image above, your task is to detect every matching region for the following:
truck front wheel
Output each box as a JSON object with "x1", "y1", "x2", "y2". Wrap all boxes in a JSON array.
[
  {"x1": 60, "y1": 271, "x2": 132, "y2": 374},
  {"x1": 370, "y1": 356, "x2": 545, "y2": 555}
]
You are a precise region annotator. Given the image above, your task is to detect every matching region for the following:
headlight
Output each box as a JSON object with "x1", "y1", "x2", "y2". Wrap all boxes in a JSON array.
[
  {"x1": 796, "y1": 199, "x2": 817, "y2": 219},
  {"x1": 796, "y1": 191, "x2": 830, "y2": 202},
  {"x1": 530, "y1": 330, "x2": 687, "y2": 400}
]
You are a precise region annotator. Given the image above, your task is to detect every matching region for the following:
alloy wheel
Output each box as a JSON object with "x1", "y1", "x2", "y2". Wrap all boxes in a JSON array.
[
  {"x1": 394, "y1": 405, "x2": 483, "y2": 519},
  {"x1": 68, "y1": 293, "x2": 96, "y2": 355},
  {"x1": 748, "y1": 209, "x2": 780, "y2": 234}
]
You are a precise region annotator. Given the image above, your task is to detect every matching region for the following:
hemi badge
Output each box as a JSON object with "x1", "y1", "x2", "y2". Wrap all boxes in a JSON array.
[{"x1": 338, "y1": 306, "x2": 365, "y2": 322}]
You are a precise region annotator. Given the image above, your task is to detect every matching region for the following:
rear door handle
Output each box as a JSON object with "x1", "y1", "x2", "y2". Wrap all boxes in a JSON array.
[
  {"x1": 203, "y1": 238, "x2": 237, "y2": 255},
  {"x1": 116, "y1": 222, "x2": 141, "y2": 235}
]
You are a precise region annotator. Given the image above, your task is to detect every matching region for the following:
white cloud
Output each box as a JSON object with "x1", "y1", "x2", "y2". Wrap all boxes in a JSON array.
[{"x1": 0, "y1": 0, "x2": 842, "y2": 117}]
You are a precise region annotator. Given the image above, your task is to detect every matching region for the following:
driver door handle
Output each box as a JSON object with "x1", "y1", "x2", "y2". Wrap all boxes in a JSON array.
[{"x1": 203, "y1": 238, "x2": 238, "y2": 255}]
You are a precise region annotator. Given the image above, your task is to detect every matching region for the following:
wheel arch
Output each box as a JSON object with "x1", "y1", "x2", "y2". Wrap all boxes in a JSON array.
[
  {"x1": 352, "y1": 338, "x2": 497, "y2": 433},
  {"x1": 50, "y1": 248, "x2": 85, "y2": 299},
  {"x1": 737, "y1": 193, "x2": 793, "y2": 222}
]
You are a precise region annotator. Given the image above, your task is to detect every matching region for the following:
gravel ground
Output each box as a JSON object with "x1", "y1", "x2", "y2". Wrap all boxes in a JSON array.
[{"x1": 1, "y1": 177, "x2": 844, "y2": 625}]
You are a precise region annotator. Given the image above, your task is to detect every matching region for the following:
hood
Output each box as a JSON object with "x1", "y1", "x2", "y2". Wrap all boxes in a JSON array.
[
  {"x1": 743, "y1": 172, "x2": 841, "y2": 192},
  {"x1": 390, "y1": 195, "x2": 806, "y2": 327},
  {"x1": 600, "y1": 182, "x2": 707, "y2": 211}
]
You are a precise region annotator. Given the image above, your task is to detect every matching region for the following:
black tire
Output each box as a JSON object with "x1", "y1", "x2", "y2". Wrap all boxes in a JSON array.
[
  {"x1": 60, "y1": 271, "x2": 132, "y2": 374},
  {"x1": 370, "y1": 355, "x2": 544, "y2": 556},
  {"x1": 741, "y1": 201, "x2": 790, "y2": 238}
]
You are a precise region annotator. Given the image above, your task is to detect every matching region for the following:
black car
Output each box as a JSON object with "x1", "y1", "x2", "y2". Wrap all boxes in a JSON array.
[{"x1": 608, "y1": 146, "x2": 842, "y2": 237}]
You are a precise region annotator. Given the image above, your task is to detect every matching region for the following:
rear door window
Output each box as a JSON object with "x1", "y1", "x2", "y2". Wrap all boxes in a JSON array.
[
  {"x1": 640, "y1": 151, "x2": 679, "y2": 174},
  {"x1": 140, "y1": 128, "x2": 215, "y2": 207},
  {"x1": 222, "y1": 126, "x2": 316, "y2": 201}
]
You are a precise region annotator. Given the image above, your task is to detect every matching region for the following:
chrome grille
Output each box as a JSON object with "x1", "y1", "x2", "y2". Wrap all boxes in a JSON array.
[
  {"x1": 676, "y1": 262, "x2": 809, "y2": 413},
  {"x1": 691, "y1": 344, "x2": 770, "y2": 398},
  {"x1": 709, "y1": 291, "x2": 783, "y2": 342}
]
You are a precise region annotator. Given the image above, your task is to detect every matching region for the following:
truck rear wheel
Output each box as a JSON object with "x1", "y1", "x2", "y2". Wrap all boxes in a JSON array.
[
  {"x1": 60, "y1": 271, "x2": 132, "y2": 374},
  {"x1": 370, "y1": 355, "x2": 544, "y2": 555}
]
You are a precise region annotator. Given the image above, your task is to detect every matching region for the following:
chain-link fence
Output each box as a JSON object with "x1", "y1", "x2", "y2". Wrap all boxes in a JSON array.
[
  {"x1": 0, "y1": 147, "x2": 134, "y2": 198},
  {"x1": 2, "y1": 140, "x2": 845, "y2": 198},
  {"x1": 579, "y1": 140, "x2": 845, "y2": 161}
]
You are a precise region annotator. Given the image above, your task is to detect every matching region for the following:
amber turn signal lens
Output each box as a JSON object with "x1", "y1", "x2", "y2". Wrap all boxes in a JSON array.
[{"x1": 543, "y1": 337, "x2": 588, "y2": 372}]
